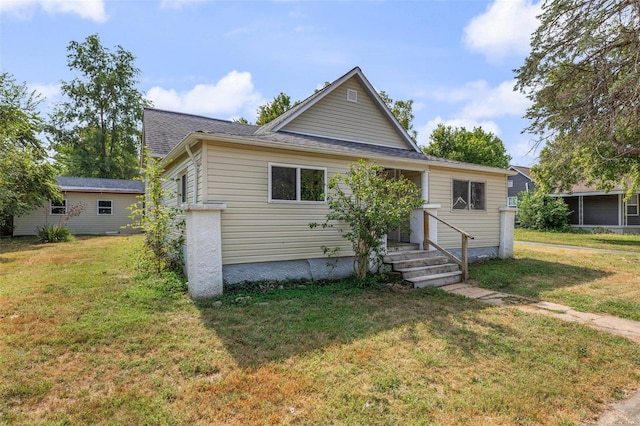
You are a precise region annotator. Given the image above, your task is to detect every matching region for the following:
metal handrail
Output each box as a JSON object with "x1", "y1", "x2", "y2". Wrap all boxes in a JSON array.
[{"x1": 424, "y1": 211, "x2": 474, "y2": 281}]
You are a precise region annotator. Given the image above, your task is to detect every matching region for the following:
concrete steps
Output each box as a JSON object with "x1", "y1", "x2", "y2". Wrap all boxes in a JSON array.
[{"x1": 384, "y1": 245, "x2": 462, "y2": 288}]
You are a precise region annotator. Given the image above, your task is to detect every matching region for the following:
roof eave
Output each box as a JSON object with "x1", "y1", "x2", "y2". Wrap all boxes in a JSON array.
[{"x1": 164, "y1": 132, "x2": 514, "y2": 175}]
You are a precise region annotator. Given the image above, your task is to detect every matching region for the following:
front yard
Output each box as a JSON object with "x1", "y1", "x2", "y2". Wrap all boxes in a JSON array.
[
  {"x1": 472, "y1": 229, "x2": 640, "y2": 321},
  {"x1": 2, "y1": 235, "x2": 640, "y2": 425}
]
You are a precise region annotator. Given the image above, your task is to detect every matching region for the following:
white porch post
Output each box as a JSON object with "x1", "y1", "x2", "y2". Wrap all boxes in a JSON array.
[
  {"x1": 410, "y1": 171, "x2": 430, "y2": 250},
  {"x1": 499, "y1": 206, "x2": 517, "y2": 258},
  {"x1": 182, "y1": 203, "x2": 226, "y2": 299}
]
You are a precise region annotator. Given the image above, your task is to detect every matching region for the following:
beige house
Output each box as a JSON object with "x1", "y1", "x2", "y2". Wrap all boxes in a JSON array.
[
  {"x1": 143, "y1": 67, "x2": 516, "y2": 298},
  {"x1": 13, "y1": 177, "x2": 144, "y2": 236}
]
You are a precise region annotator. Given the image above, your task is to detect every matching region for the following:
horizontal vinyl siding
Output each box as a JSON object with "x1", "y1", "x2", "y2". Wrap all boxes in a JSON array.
[
  {"x1": 429, "y1": 167, "x2": 506, "y2": 250},
  {"x1": 282, "y1": 76, "x2": 410, "y2": 149},
  {"x1": 13, "y1": 192, "x2": 141, "y2": 236},
  {"x1": 205, "y1": 142, "x2": 356, "y2": 265},
  {"x1": 162, "y1": 147, "x2": 202, "y2": 239}
]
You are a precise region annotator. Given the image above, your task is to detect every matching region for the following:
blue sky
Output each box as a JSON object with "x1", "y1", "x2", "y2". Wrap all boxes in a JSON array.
[{"x1": 1, "y1": 0, "x2": 542, "y2": 166}]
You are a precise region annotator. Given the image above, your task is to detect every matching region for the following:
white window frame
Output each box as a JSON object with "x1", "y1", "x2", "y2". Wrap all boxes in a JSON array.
[
  {"x1": 507, "y1": 196, "x2": 518, "y2": 207},
  {"x1": 97, "y1": 199, "x2": 113, "y2": 216},
  {"x1": 50, "y1": 199, "x2": 67, "y2": 215},
  {"x1": 626, "y1": 194, "x2": 639, "y2": 216},
  {"x1": 268, "y1": 163, "x2": 327, "y2": 203},
  {"x1": 507, "y1": 180, "x2": 514, "y2": 188},
  {"x1": 451, "y1": 179, "x2": 487, "y2": 212},
  {"x1": 177, "y1": 172, "x2": 187, "y2": 204}
]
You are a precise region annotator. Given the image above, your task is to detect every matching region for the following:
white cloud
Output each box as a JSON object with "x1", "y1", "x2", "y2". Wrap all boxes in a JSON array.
[
  {"x1": 159, "y1": 0, "x2": 207, "y2": 10},
  {"x1": 463, "y1": 0, "x2": 541, "y2": 61},
  {"x1": 146, "y1": 70, "x2": 265, "y2": 118},
  {"x1": 0, "y1": 0, "x2": 107, "y2": 22},
  {"x1": 430, "y1": 79, "x2": 529, "y2": 119},
  {"x1": 31, "y1": 83, "x2": 60, "y2": 101},
  {"x1": 459, "y1": 80, "x2": 530, "y2": 119}
]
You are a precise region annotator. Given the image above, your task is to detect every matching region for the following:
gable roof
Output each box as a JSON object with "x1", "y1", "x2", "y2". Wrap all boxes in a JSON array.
[
  {"x1": 57, "y1": 177, "x2": 145, "y2": 193},
  {"x1": 254, "y1": 67, "x2": 421, "y2": 152},
  {"x1": 143, "y1": 68, "x2": 513, "y2": 176},
  {"x1": 509, "y1": 165, "x2": 533, "y2": 181}
]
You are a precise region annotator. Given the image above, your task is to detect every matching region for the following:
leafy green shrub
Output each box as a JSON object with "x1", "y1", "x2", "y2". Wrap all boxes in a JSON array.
[
  {"x1": 36, "y1": 224, "x2": 73, "y2": 243},
  {"x1": 517, "y1": 191, "x2": 571, "y2": 231},
  {"x1": 128, "y1": 151, "x2": 185, "y2": 273}
]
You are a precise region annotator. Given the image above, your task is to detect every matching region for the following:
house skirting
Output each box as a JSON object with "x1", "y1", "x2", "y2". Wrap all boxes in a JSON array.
[
  {"x1": 223, "y1": 256, "x2": 356, "y2": 285},
  {"x1": 441, "y1": 246, "x2": 499, "y2": 262}
]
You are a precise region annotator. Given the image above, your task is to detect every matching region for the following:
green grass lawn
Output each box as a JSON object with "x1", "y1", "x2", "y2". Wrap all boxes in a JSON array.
[
  {"x1": 473, "y1": 229, "x2": 640, "y2": 321},
  {"x1": 2, "y1": 235, "x2": 640, "y2": 425},
  {"x1": 515, "y1": 228, "x2": 640, "y2": 253}
]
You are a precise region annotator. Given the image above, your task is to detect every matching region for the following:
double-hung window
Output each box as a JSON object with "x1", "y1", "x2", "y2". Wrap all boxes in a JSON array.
[
  {"x1": 627, "y1": 194, "x2": 639, "y2": 216},
  {"x1": 50, "y1": 199, "x2": 67, "y2": 215},
  {"x1": 269, "y1": 163, "x2": 326, "y2": 202},
  {"x1": 452, "y1": 179, "x2": 486, "y2": 211},
  {"x1": 98, "y1": 200, "x2": 113, "y2": 215}
]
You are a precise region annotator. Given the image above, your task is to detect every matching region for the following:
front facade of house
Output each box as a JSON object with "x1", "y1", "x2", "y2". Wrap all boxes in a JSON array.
[
  {"x1": 507, "y1": 165, "x2": 535, "y2": 207},
  {"x1": 143, "y1": 67, "x2": 515, "y2": 298},
  {"x1": 13, "y1": 177, "x2": 144, "y2": 236},
  {"x1": 554, "y1": 184, "x2": 640, "y2": 234}
]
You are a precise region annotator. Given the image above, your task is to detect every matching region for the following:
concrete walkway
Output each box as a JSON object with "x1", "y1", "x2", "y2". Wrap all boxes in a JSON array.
[{"x1": 439, "y1": 282, "x2": 640, "y2": 424}]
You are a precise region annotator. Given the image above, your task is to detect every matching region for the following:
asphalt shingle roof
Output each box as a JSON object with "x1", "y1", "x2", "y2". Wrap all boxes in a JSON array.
[
  {"x1": 57, "y1": 177, "x2": 145, "y2": 193},
  {"x1": 143, "y1": 107, "x2": 510, "y2": 174},
  {"x1": 143, "y1": 108, "x2": 258, "y2": 156}
]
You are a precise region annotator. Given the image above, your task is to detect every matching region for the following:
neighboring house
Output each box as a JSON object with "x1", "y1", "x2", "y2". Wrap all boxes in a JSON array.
[
  {"x1": 507, "y1": 165, "x2": 536, "y2": 207},
  {"x1": 143, "y1": 67, "x2": 516, "y2": 298},
  {"x1": 13, "y1": 177, "x2": 144, "y2": 236},
  {"x1": 553, "y1": 183, "x2": 640, "y2": 234}
]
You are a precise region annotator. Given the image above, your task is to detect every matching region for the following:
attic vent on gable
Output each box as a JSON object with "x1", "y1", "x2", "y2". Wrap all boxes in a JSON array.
[{"x1": 346, "y1": 89, "x2": 358, "y2": 103}]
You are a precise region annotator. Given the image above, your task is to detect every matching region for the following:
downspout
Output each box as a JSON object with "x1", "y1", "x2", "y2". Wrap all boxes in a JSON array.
[{"x1": 185, "y1": 143, "x2": 199, "y2": 204}]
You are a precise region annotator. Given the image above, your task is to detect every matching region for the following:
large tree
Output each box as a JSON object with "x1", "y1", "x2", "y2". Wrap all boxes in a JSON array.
[
  {"x1": 0, "y1": 73, "x2": 60, "y2": 232},
  {"x1": 515, "y1": 0, "x2": 640, "y2": 192},
  {"x1": 423, "y1": 124, "x2": 511, "y2": 168},
  {"x1": 378, "y1": 90, "x2": 418, "y2": 141},
  {"x1": 48, "y1": 34, "x2": 149, "y2": 180},
  {"x1": 256, "y1": 92, "x2": 297, "y2": 125}
]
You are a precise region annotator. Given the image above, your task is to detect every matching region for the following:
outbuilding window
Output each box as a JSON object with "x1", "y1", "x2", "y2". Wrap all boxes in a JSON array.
[
  {"x1": 452, "y1": 180, "x2": 486, "y2": 211},
  {"x1": 269, "y1": 163, "x2": 326, "y2": 202},
  {"x1": 627, "y1": 194, "x2": 639, "y2": 216},
  {"x1": 98, "y1": 200, "x2": 113, "y2": 215},
  {"x1": 50, "y1": 199, "x2": 67, "y2": 215}
]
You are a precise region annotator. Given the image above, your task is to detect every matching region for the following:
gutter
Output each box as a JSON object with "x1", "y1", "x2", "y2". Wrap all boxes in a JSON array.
[{"x1": 184, "y1": 142, "x2": 199, "y2": 204}]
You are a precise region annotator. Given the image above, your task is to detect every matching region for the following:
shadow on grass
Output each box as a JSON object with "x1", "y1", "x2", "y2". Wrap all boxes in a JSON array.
[
  {"x1": 195, "y1": 282, "x2": 523, "y2": 368},
  {"x1": 471, "y1": 257, "x2": 610, "y2": 298},
  {"x1": 593, "y1": 237, "x2": 640, "y2": 249},
  {"x1": 0, "y1": 237, "x2": 44, "y2": 262}
]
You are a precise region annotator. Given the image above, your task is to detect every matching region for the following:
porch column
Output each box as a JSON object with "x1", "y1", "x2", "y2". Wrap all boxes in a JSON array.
[
  {"x1": 499, "y1": 206, "x2": 517, "y2": 258},
  {"x1": 182, "y1": 203, "x2": 226, "y2": 299},
  {"x1": 410, "y1": 171, "x2": 430, "y2": 249}
]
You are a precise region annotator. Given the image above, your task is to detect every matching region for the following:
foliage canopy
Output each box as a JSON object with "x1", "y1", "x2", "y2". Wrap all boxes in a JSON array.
[
  {"x1": 256, "y1": 92, "x2": 298, "y2": 125},
  {"x1": 423, "y1": 124, "x2": 511, "y2": 168},
  {"x1": 515, "y1": 0, "x2": 640, "y2": 193},
  {"x1": 0, "y1": 72, "x2": 60, "y2": 231},
  {"x1": 48, "y1": 34, "x2": 149, "y2": 180},
  {"x1": 378, "y1": 90, "x2": 418, "y2": 141}
]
